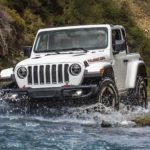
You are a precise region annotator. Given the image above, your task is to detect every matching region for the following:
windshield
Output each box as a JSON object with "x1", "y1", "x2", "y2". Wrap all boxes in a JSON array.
[{"x1": 34, "y1": 27, "x2": 108, "y2": 53}]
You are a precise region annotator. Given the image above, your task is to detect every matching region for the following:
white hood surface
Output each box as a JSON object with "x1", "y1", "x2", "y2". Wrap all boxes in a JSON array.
[{"x1": 17, "y1": 50, "x2": 110, "y2": 66}]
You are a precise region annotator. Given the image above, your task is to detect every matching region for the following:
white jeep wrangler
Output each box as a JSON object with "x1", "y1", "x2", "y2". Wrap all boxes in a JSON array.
[{"x1": 0, "y1": 25, "x2": 148, "y2": 109}]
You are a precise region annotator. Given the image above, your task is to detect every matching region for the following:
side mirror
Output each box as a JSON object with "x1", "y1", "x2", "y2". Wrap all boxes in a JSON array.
[
  {"x1": 112, "y1": 40, "x2": 126, "y2": 55},
  {"x1": 23, "y1": 46, "x2": 32, "y2": 57}
]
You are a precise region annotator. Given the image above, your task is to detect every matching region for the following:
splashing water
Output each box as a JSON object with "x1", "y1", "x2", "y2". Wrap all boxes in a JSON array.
[
  {"x1": 0, "y1": 95, "x2": 149, "y2": 127},
  {"x1": 0, "y1": 96, "x2": 150, "y2": 150}
]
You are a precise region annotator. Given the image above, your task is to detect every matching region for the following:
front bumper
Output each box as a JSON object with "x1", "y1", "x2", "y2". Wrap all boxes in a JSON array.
[{"x1": 0, "y1": 85, "x2": 98, "y2": 100}]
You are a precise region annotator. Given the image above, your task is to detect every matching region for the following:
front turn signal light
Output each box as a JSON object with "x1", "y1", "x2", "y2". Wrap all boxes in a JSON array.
[{"x1": 100, "y1": 68, "x2": 105, "y2": 76}]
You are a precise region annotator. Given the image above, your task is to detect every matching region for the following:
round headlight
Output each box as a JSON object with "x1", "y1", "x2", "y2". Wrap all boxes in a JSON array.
[
  {"x1": 69, "y1": 64, "x2": 81, "y2": 76},
  {"x1": 17, "y1": 67, "x2": 27, "y2": 79}
]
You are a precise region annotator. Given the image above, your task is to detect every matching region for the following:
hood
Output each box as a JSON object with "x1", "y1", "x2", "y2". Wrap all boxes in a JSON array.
[{"x1": 16, "y1": 50, "x2": 110, "y2": 67}]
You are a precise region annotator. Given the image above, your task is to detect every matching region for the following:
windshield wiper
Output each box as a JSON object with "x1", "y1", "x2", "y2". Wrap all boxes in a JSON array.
[
  {"x1": 71, "y1": 47, "x2": 88, "y2": 53},
  {"x1": 60, "y1": 47, "x2": 88, "y2": 53},
  {"x1": 40, "y1": 49, "x2": 60, "y2": 54}
]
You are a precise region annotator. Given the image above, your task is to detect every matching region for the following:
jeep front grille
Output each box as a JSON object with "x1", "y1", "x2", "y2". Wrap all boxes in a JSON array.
[{"x1": 27, "y1": 64, "x2": 70, "y2": 85}]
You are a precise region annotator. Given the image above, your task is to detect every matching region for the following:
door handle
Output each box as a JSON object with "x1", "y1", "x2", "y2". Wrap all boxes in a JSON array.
[{"x1": 123, "y1": 59, "x2": 128, "y2": 63}]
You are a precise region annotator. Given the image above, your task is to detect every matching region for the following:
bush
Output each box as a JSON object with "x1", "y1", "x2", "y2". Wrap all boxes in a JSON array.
[{"x1": 23, "y1": 8, "x2": 45, "y2": 44}]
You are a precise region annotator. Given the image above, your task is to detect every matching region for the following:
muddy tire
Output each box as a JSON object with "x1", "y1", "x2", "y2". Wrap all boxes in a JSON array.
[
  {"x1": 128, "y1": 76, "x2": 148, "y2": 108},
  {"x1": 97, "y1": 79, "x2": 119, "y2": 110}
]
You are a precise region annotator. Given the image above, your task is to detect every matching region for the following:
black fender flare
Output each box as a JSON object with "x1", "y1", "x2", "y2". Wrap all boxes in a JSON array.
[{"x1": 102, "y1": 65, "x2": 115, "y2": 82}]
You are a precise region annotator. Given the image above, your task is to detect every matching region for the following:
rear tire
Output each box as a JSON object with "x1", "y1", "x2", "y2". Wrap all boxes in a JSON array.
[
  {"x1": 97, "y1": 79, "x2": 119, "y2": 110},
  {"x1": 128, "y1": 76, "x2": 148, "y2": 108}
]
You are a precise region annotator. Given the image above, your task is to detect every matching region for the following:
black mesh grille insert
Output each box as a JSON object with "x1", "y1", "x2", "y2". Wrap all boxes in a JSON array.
[
  {"x1": 58, "y1": 64, "x2": 63, "y2": 83},
  {"x1": 46, "y1": 65, "x2": 50, "y2": 83},
  {"x1": 39, "y1": 65, "x2": 44, "y2": 84},
  {"x1": 64, "y1": 64, "x2": 69, "y2": 82},
  {"x1": 28, "y1": 66, "x2": 32, "y2": 84},
  {"x1": 52, "y1": 65, "x2": 56, "y2": 83},
  {"x1": 33, "y1": 66, "x2": 38, "y2": 84}
]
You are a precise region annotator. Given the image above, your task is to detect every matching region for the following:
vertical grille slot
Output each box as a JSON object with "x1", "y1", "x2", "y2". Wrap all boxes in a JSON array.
[
  {"x1": 33, "y1": 66, "x2": 38, "y2": 84},
  {"x1": 58, "y1": 64, "x2": 63, "y2": 83},
  {"x1": 52, "y1": 65, "x2": 56, "y2": 83},
  {"x1": 64, "y1": 64, "x2": 69, "y2": 82},
  {"x1": 39, "y1": 65, "x2": 44, "y2": 84},
  {"x1": 28, "y1": 66, "x2": 32, "y2": 84},
  {"x1": 46, "y1": 65, "x2": 50, "y2": 84}
]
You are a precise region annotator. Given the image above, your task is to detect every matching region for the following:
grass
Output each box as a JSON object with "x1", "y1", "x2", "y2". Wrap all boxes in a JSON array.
[
  {"x1": 135, "y1": 0, "x2": 150, "y2": 16},
  {"x1": 133, "y1": 115, "x2": 150, "y2": 126}
]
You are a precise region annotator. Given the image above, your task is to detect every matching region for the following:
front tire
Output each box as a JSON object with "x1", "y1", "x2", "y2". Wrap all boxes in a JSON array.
[{"x1": 97, "y1": 79, "x2": 119, "y2": 110}]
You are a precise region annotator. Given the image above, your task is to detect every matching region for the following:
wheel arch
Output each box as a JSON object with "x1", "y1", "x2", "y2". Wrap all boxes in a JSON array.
[
  {"x1": 125, "y1": 61, "x2": 147, "y2": 89},
  {"x1": 82, "y1": 63, "x2": 115, "y2": 85},
  {"x1": 102, "y1": 65, "x2": 115, "y2": 81}
]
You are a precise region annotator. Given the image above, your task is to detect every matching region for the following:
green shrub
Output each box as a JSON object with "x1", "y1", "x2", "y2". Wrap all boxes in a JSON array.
[
  {"x1": 23, "y1": 8, "x2": 45, "y2": 44},
  {"x1": 7, "y1": 8, "x2": 25, "y2": 30}
]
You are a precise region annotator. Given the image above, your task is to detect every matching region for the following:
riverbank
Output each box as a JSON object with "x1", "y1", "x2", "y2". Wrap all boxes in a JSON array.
[
  {"x1": 133, "y1": 115, "x2": 150, "y2": 126},
  {"x1": 132, "y1": 100, "x2": 150, "y2": 127}
]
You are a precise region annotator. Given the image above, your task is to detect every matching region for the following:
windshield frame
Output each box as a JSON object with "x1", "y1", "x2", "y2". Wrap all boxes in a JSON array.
[{"x1": 33, "y1": 27, "x2": 109, "y2": 53}]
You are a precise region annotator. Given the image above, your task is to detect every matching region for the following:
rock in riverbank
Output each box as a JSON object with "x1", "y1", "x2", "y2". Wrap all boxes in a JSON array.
[
  {"x1": 133, "y1": 115, "x2": 150, "y2": 126},
  {"x1": 101, "y1": 120, "x2": 136, "y2": 128}
]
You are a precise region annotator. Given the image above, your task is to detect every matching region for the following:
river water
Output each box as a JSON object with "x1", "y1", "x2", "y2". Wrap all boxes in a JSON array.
[{"x1": 0, "y1": 99, "x2": 150, "y2": 150}]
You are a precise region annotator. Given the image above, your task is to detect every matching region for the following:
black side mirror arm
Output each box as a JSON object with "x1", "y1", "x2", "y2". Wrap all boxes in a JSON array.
[{"x1": 112, "y1": 50, "x2": 119, "y2": 55}]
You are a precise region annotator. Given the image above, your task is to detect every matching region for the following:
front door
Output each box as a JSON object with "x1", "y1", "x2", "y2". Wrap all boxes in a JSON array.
[
  {"x1": 112, "y1": 29, "x2": 128, "y2": 90},
  {"x1": 113, "y1": 51, "x2": 128, "y2": 90}
]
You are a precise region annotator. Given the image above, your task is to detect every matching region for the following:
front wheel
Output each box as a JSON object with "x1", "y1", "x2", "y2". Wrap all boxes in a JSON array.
[{"x1": 97, "y1": 79, "x2": 119, "y2": 110}]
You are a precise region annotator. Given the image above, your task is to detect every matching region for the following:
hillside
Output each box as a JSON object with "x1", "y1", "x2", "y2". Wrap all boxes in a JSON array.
[
  {"x1": 0, "y1": 0, "x2": 150, "y2": 67},
  {"x1": 114, "y1": 0, "x2": 150, "y2": 95},
  {"x1": 132, "y1": 0, "x2": 150, "y2": 37},
  {"x1": 116, "y1": 0, "x2": 150, "y2": 37}
]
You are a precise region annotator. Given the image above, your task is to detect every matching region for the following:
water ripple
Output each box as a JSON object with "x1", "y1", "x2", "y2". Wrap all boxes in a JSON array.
[{"x1": 0, "y1": 99, "x2": 149, "y2": 149}]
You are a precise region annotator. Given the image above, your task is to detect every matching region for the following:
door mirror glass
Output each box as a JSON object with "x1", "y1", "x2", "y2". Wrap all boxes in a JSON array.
[{"x1": 113, "y1": 40, "x2": 126, "y2": 54}]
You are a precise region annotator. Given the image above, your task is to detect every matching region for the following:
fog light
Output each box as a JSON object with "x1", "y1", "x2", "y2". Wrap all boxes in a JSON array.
[
  {"x1": 100, "y1": 68, "x2": 105, "y2": 76},
  {"x1": 72, "y1": 90, "x2": 83, "y2": 97}
]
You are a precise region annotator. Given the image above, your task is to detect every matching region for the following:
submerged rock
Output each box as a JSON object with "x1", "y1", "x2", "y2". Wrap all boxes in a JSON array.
[
  {"x1": 101, "y1": 120, "x2": 137, "y2": 128},
  {"x1": 101, "y1": 120, "x2": 112, "y2": 128},
  {"x1": 120, "y1": 120, "x2": 136, "y2": 127}
]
